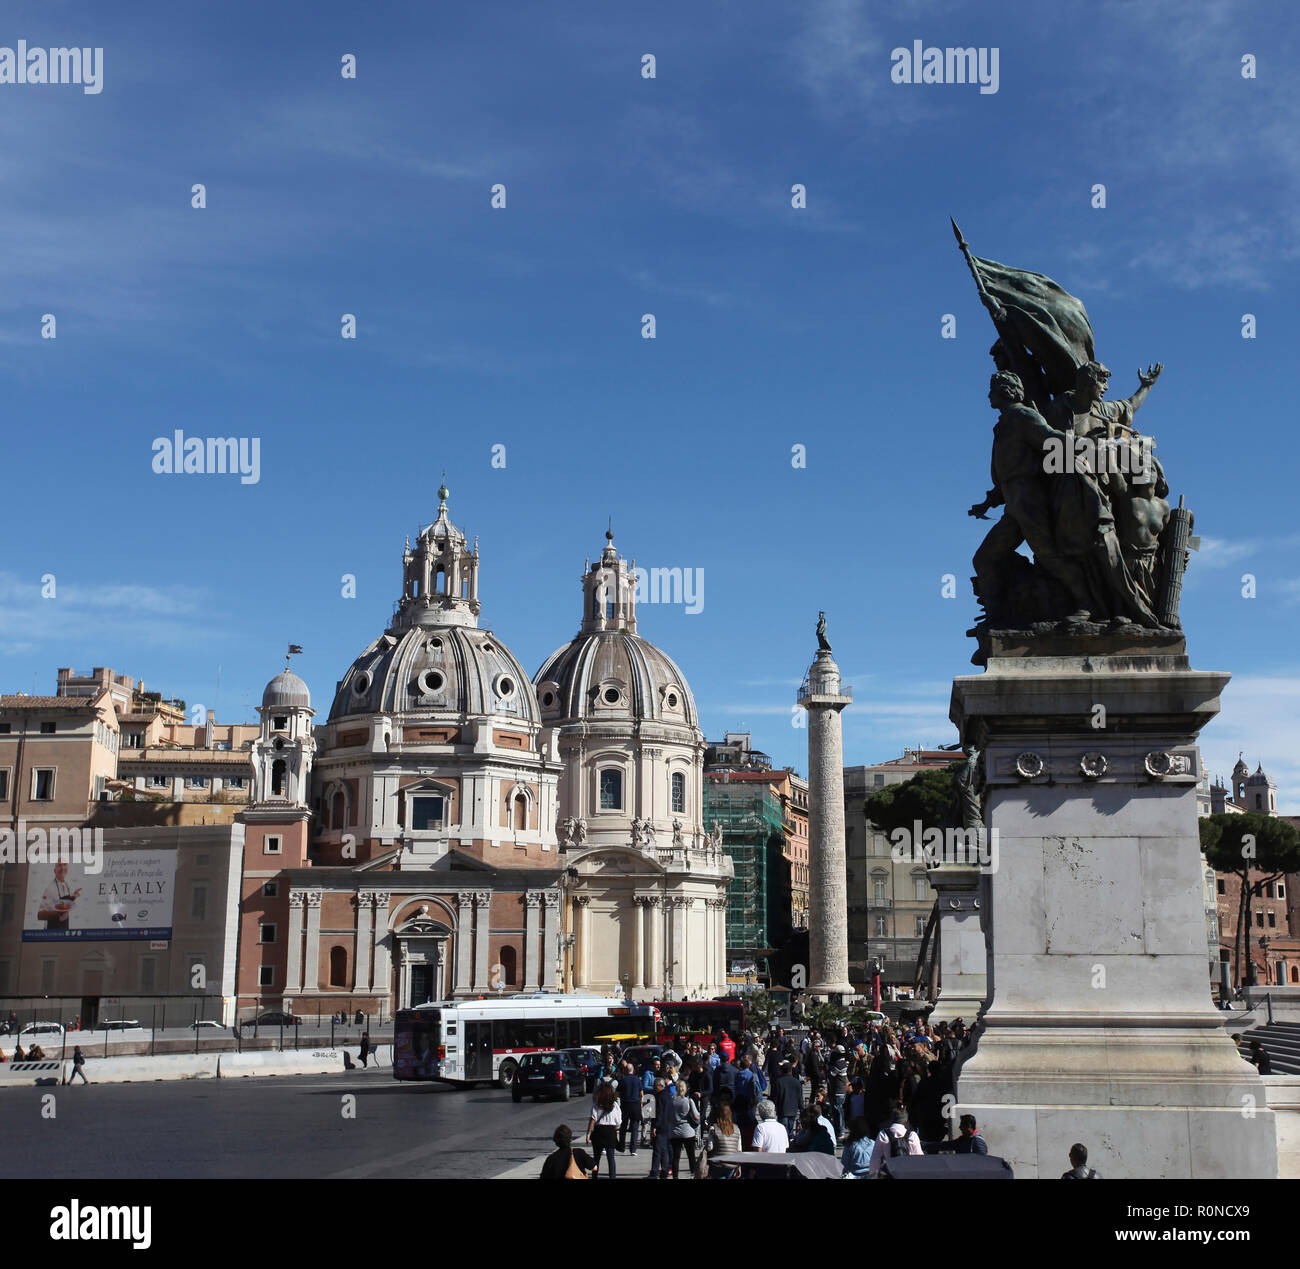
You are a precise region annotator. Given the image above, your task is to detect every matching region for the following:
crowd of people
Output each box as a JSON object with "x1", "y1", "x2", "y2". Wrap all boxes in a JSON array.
[{"x1": 543, "y1": 1016, "x2": 1002, "y2": 1179}]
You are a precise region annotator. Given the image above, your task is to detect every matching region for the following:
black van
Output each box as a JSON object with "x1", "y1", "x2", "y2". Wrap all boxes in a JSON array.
[{"x1": 511, "y1": 1050, "x2": 583, "y2": 1103}]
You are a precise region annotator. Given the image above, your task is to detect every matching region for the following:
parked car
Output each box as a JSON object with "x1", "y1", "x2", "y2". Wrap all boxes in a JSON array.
[
  {"x1": 561, "y1": 1047, "x2": 602, "y2": 1092},
  {"x1": 240, "y1": 1011, "x2": 304, "y2": 1028},
  {"x1": 97, "y1": 1020, "x2": 142, "y2": 1031},
  {"x1": 511, "y1": 1050, "x2": 584, "y2": 1103},
  {"x1": 189, "y1": 1020, "x2": 226, "y2": 1030},
  {"x1": 19, "y1": 1022, "x2": 65, "y2": 1038}
]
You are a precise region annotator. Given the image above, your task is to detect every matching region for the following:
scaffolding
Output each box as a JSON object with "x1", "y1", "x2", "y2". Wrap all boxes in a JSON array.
[{"x1": 704, "y1": 779, "x2": 785, "y2": 959}]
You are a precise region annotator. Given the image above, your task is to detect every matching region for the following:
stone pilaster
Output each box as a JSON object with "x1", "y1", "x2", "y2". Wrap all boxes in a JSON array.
[
  {"x1": 455, "y1": 891, "x2": 474, "y2": 994},
  {"x1": 645, "y1": 895, "x2": 664, "y2": 994},
  {"x1": 574, "y1": 895, "x2": 591, "y2": 991},
  {"x1": 799, "y1": 648, "x2": 853, "y2": 997},
  {"x1": 355, "y1": 892, "x2": 374, "y2": 992},
  {"x1": 632, "y1": 895, "x2": 647, "y2": 992},
  {"x1": 284, "y1": 891, "x2": 305, "y2": 997},
  {"x1": 541, "y1": 892, "x2": 560, "y2": 990},
  {"x1": 474, "y1": 891, "x2": 492, "y2": 992},
  {"x1": 523, "y1": 892, "x2": 542, "y2": 992},
  {"x1": 370, "y1": 891, "x2": 391, "y2": 1000},
  {"x1": 303, "y1": 891, "x2": 323, "y2": 992}
]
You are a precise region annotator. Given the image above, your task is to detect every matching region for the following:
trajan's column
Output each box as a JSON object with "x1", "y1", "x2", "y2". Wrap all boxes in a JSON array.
[{"x1": 799, "y1": 612, "x2": 854, "y2": 999}]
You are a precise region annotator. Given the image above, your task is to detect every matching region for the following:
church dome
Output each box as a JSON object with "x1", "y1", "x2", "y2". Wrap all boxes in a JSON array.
[
  {"x1": 534, "y1": 630, "x2": 698, "y2": 729},
  {"x1": 1245, "y1": 763, "x2": 1272, "y2": 787},
  {"x1": 327, "y1": 485, "x2": 541, "y2": 725},
  {"x1": 532, "y1": 529, "x2": 699, "y2": 732},
  {"x1": 262, "y1": 670, "x2": 311, "y2": 711},
  {"x1": 329, "y1": 622, "x2": 539, "y2": 724}
]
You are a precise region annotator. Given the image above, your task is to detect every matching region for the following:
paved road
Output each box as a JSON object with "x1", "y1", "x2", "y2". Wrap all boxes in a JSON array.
[{"x1": 0, "y1": 1070, "x2": 599, "y2": 1179}]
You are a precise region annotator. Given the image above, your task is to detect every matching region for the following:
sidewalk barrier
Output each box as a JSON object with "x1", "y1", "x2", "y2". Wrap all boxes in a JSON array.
[
  {"x1": 218, "y1": 1049, "x2": 345, "y2": 1078},
  {"x1": 74, "y1": 1054, "x2": 219, "y2": 1084},
  {"x1": 0, "y1": 1060, "x2": 67, "y2": 1086}
]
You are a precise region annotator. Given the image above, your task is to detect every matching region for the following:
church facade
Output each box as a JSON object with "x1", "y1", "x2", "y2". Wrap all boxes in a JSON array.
[{"x1": 236, "y1": 489, "x2": 729, "y2": 1019}]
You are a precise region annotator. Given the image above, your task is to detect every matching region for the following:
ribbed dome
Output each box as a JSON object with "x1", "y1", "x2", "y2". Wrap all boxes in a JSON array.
[
  {"x1": 533, "y1": 631, "x2": 698, "y2": 729},
  {"x1": 1246, "y1": 764, "x2": 1272, "y2": 787},
  {"x1": 262, "y1": 670, "x2": 311, "y2": 710},
  {"x1": 329, "y1": 623, "x2": 539, "y2": 724}
]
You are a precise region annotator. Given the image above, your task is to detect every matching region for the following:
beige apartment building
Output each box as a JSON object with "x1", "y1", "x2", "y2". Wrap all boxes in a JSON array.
[{"x1": 843, "y1": 748, "x2": 957, "y2": 991}]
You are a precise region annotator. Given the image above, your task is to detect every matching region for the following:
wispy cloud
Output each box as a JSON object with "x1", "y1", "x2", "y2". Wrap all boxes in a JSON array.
[
  {"x1": 0, "y1": 573, "x2": 214, "y2": 659},
  {"x1": 1203, "y1": 671, "x2": 1300, "y2": 815}
]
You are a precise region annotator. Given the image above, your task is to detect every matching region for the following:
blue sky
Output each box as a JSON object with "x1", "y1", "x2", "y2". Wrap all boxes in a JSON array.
[{"x1": 1, "y1": 0, "x2": 1298, "y2": 807}]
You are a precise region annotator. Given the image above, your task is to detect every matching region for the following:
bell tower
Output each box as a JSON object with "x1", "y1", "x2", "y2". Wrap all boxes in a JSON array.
[
  {"x1": 397, "y1": 482, "x2": 480, "y2": 629},
  {"x1": 580, "y1": 528, "x2": 637, "y2": 634},
  {"x1": 251, "y1": 671, "x2": 315, "y2": 807}
]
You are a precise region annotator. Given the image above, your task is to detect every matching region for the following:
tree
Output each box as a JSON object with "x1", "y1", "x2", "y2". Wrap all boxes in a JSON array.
[
  {"x1": 863, "y1": 764, "x2": 962, "y2": 839},
  {"x1": 742, "y1": 989, "x2": 779, "y2": 1034},
  {"x1": 863, "y1": 763, "x2": 962, "y2": 994},
  {"x1": 1201, "y1": 813, "x2": 1300, "y2": 987}
]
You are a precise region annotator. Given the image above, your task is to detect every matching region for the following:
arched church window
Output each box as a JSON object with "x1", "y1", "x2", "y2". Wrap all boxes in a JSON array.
[
  {"x1": 671, "y1": 772, "x2": 686, "y2": 814},
  {"x1": 329, "y1": 946, "x2": 348, "y2": 987},
  {"x1": 599, "y1": 769, "x2": 623, "y2": 811},
  {"x1": 500, "y1": 946, "x2": 517, "y2": 987},
  {"x1": 514, "y1": 793, "x2": 528, "y2": 830},
  {"x1": 271, "y1": 759, "x2": 286, "y2": 797},
  {"x1": 331, "y1": 790, "x2": 346, "y2": 830}
]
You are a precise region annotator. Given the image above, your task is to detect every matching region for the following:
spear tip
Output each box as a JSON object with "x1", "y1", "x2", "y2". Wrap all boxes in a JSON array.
[{"x1": 950, "y1": 216, "x2": 965, "y2": 245}]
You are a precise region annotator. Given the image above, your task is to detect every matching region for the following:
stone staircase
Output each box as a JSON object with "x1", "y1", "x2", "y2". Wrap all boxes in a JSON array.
[{"x1": 1236, "y1": 1022, "x2": 1300, "y2": 1075}]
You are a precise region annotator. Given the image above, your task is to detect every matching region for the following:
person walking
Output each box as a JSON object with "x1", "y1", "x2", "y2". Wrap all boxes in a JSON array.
[
  {"x1": 67, "y1": 1045, "x2": 89, "y2": 1085},
  {"x1": 688, "y1": 1055, "x2": 713, "y2": 1127},
  {"x1": 705, "y1": 1100, "x2": 744, "y2": 1169},
  {"x1": 617, "y1": 1061, "x2": 642, "y2": 1157},
  {"x1": 827, "y1": 1045, "x2": 849, "y2": 1140},
  {"x1": 642, "y1": 1056, "x2": 663, "y2": 1093},
  {"x1": 669, "y1": 1079, "x2": 700, "y2": 1179},
  {"x1": 717, "y1": 1031, "x2": 736, "y2": 1063},
  {"x1": 649, "y1": 1077, "x2": 675, "y2": 1179},
  {"x1": 733, "y1": 1054, "x2": 762, "y2": 1149},
  {"x1": 751, "y1": 1100, "x2": 789, "y2": 1153},
  {"x1": 359, "y1": 1030, "x2": 371, "y2": 1068},
  {"x1": 585, "y1": 1081, "x2": 622, "y2": 1180},
  {"x1": 773, "y1": 1059, "x2": 802, "y2": 1136},
  {"x1": 713, "y1": 1051, "x2": 736, "y2": 1106}
]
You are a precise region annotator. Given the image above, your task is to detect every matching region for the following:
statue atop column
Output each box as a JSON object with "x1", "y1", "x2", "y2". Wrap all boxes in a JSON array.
[
  {"x1": 816, "y1": 611, "x2": 831, "y2": 652},
  {"x1": 952, "y1": 221, "x2": 1197, "y2": 663}
]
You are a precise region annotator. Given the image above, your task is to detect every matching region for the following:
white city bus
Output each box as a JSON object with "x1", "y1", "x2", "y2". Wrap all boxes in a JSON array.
[{"x1": 393, "y1": 993, "x2": 658, "y2": 1088}]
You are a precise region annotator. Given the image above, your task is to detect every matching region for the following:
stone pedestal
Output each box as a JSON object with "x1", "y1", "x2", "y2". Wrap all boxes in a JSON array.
[
  {"x1": 951, "y1": 637, "x2": 1277, "y2": 1178},
  {"x1": 800, "y1": 648, "x2": 854, "y2": 999},
  {"x1": 927, "y1": 863, "x2": 988, "y2": 1027}
]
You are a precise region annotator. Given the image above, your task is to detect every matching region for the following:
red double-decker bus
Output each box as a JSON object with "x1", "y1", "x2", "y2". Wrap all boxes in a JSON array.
[{"x1": 647, "y1": 999, "x2": 745, "y2": 1046}]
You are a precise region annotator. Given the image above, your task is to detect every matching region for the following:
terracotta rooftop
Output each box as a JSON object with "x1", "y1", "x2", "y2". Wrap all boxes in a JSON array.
[{"x1": 0, "y1": 695, "x2": 102, "y2": 711}]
